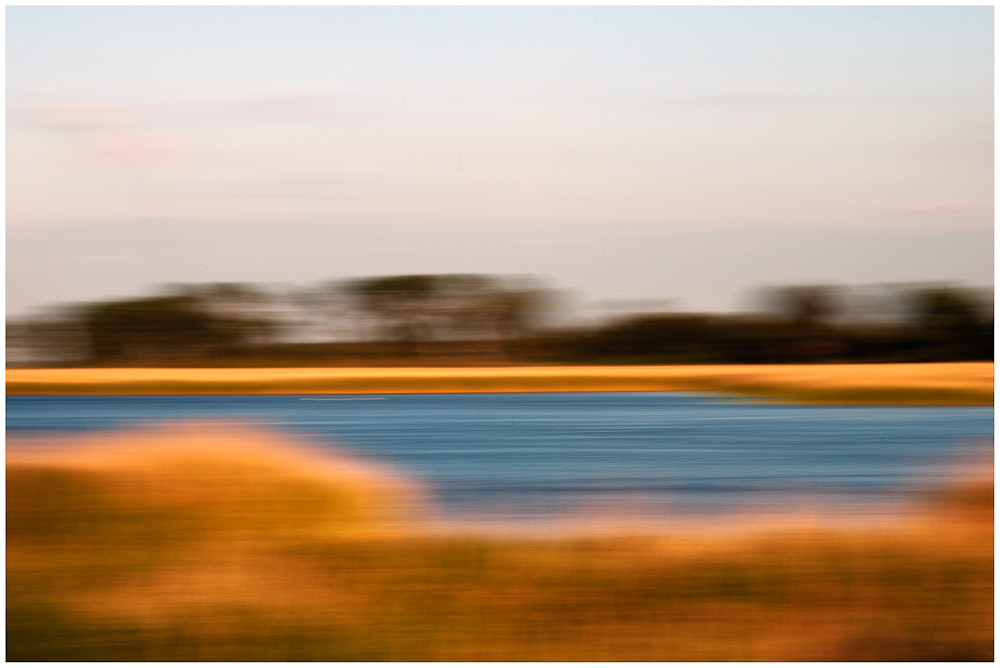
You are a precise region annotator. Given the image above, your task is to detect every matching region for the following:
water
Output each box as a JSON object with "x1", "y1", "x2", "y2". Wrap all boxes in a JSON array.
[{"x1": 6, "y1": 393, "x2": 993, "y2": 521}]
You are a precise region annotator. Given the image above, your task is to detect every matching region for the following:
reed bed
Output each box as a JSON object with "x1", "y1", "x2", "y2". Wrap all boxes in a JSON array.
[
  {"x1": 6, "y1": 422, "x2": 993, "y2": 661},
  {"x1": 6, "y1": 361, "x2": 994, "y2": 404}
]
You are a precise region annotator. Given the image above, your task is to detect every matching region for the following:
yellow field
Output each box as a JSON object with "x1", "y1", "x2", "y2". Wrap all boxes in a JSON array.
[{"x1": 6, "y1": 362, "x2": 994, "y2": 403}]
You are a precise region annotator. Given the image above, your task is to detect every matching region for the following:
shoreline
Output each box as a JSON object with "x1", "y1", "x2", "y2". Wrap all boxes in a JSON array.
[
  {"x1": 6, "y1": 362, "x2": 994, "y2": 404},
  {"x1": 7, "y1": 419, "x2": 992, "y2": 535}
]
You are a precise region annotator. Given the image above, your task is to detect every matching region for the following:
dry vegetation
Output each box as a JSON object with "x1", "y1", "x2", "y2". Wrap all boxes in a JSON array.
[
  {"x1": 7, "y1": 423, "x2": 993, "y2": 661},
  {"x1": 6, "y1": 361, "x2": 995, "y2": 404}
]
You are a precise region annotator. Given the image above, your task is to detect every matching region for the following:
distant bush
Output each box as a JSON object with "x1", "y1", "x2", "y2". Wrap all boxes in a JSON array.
[{"x1": 6, "y1": 278, "x2": 992, "y2": 367}]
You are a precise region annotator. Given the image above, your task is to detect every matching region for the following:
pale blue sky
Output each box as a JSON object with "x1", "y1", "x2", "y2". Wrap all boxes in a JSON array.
[{"x1": 6, "y1": 5, "x2": 994, "y2": 316}]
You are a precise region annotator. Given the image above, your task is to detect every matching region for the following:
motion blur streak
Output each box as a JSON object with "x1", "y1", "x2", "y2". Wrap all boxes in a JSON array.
[{"x1": 7, "y1": 422, "x2": 993, "y2": 661}]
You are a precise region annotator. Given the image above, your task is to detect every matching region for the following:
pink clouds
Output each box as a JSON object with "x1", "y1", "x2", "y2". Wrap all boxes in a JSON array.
[
  {"x1": 16, "y1": 93, "x2": 360, "y2": 170},
  {"x1": 28, "y1": 103, "x2": 133, "y2": 131},
  {"x1": 86, "y1": 129, "x2": 189, "y2": 167},
  {"x1": 19, "y1": 102, "x2": 191, "y2": 168}
]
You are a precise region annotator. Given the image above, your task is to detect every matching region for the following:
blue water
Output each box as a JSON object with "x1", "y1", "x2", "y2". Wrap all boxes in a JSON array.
[{"x1": 6, "y1": 393, "x2": 993, "y2": 520}]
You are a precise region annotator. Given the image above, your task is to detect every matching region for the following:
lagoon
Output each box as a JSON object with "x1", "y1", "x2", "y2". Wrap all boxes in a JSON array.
[{"x1": 6, "y1": 392, "x2": 992, "y2": 521}]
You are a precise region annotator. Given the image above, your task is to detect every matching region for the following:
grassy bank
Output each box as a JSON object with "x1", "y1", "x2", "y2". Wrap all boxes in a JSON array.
[
  {"x1": 7, "y1": 423, "x2": 993, "y2": 661},
  {"x1": 6, "y1": 362, "x2": 994, "y2": 404}
]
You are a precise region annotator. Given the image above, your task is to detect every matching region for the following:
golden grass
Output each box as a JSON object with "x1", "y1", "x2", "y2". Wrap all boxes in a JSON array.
[
  {"x1": 6, "y1": 423, "x2": 994, "y2": 661},
  {"x1": 6, "y1": 361, "x2": 995, "y2": 403},
  {"x1": 6, "y1": 422, "x2": 426, "y2": 538}
]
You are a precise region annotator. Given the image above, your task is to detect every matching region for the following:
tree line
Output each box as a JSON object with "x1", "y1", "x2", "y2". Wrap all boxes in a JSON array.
[{"x1": 6, "y1": 275, "x2": 993, "y2": 366}]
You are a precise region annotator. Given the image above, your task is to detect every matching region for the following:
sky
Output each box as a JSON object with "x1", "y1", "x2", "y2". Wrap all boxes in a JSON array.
[{"x1": 6, "y1": 5, "x2": 994, "y2": 318}]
